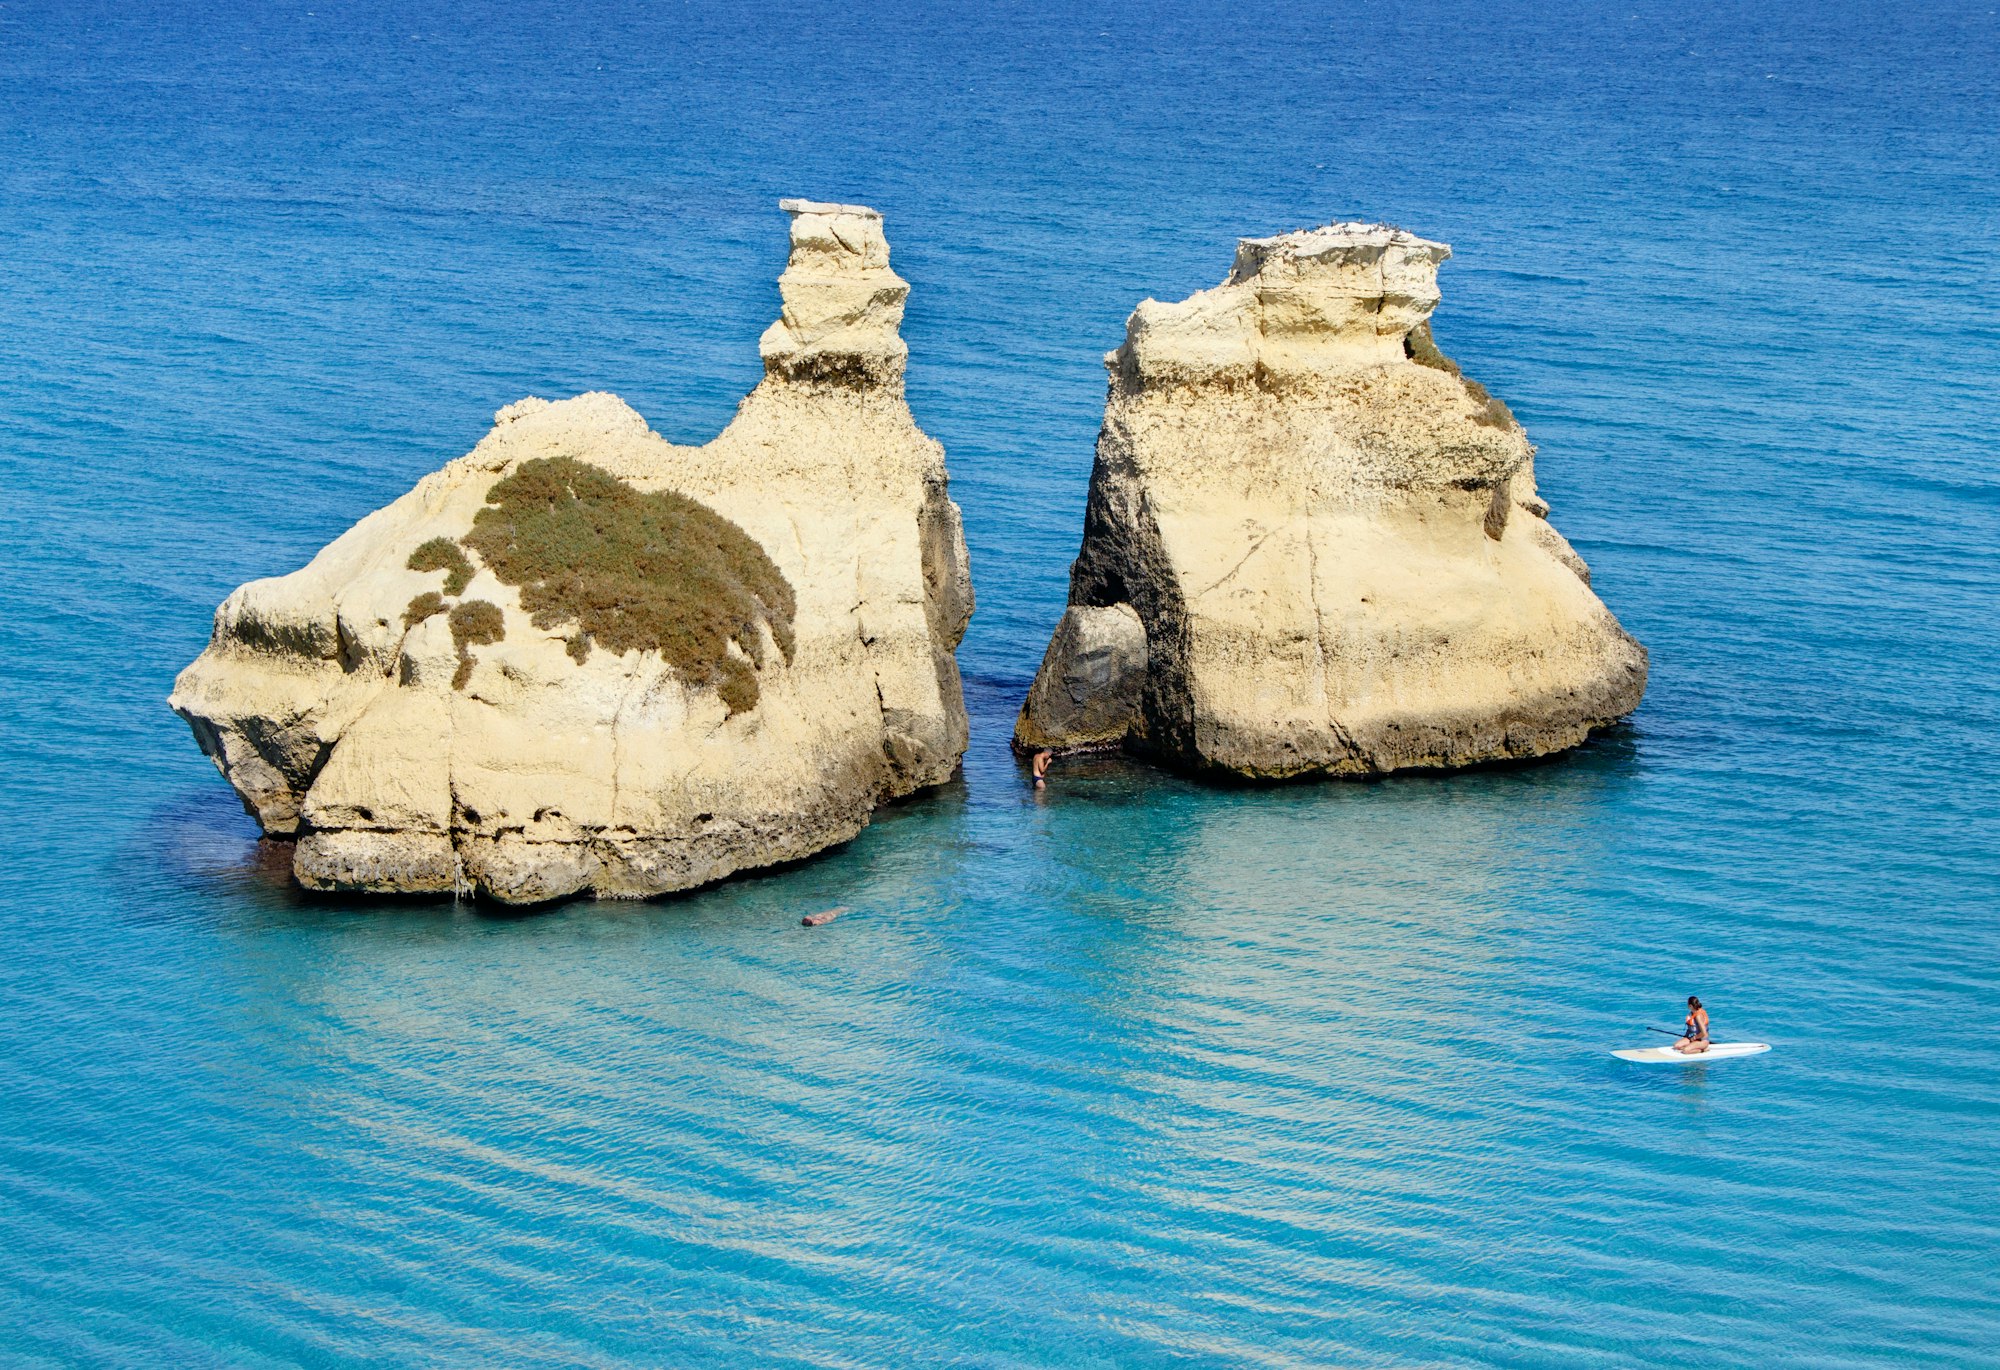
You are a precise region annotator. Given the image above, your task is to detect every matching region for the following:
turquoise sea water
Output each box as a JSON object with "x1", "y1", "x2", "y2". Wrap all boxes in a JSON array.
[{"x1": 3, "y1": 1, "x2": 1998, "y2": 1363}]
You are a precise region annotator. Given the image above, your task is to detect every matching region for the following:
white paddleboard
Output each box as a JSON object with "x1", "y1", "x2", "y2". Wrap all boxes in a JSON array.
[{"x1": 1611, "y1": 1042, "x2": 1770, "y2": 1063}]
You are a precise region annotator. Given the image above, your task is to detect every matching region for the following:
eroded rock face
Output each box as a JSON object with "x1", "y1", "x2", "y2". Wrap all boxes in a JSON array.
[
  {"x1": 1014, "y1": 605, "x2": 1148, "y2": 752},
  {"x1": 173, "y1": 200, "x2": 973, "y2": 903},
  {"x1": 1015, "y1": 222, "x2": 1646, "y2": 777}
]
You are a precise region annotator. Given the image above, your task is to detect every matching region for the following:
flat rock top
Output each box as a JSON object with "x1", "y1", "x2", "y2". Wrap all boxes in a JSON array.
[
  {"x1": 778, "y1": 198, "x2": 882, "y2": 218},
  {"x1": 1227, "y1": 222, "x2": 1452, "y2": 287},
  {"x1": 1237, "y1": 221, "x2": 1449, "y2": 256}
]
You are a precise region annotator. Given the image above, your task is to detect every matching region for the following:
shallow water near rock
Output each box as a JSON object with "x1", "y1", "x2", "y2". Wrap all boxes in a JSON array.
[{"x1": 2, "y1": 1, "x2": 1997, "y2": 1364}]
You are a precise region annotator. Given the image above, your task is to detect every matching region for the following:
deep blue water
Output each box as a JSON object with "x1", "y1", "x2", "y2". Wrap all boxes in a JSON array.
[{"x1": 3, "y1": 1, "x2": 1998, "y2": 1364}]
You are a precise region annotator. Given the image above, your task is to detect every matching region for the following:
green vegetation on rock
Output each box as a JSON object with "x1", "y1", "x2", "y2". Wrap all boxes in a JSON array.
[
  {"x1": 1406, "y1": 321, "x2": 1517, "y2": 431},
  {"x1": 447, "y1": 599, "x2": 505, "y2": 691},
  {"x1": 1460, "y1": 377, "x2": 1517, "y2": 431},
  {"x1": 408, "y1": 537, "x2": 474, "y2": 596},
  {"x1": 461, "y1": 456, "x2": 795, "y2": 715},
  {"x1": 1405, "y1": 320, "x2": 1461, "y2": 376},
  {"x1": 402, "y1": 590, "x2": 446, "y2": 630}
]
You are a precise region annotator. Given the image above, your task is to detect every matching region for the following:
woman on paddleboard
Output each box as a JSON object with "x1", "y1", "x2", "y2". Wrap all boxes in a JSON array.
[{"x1": 1674, "y1": 996, "x2": 1711, "y2": 1054}]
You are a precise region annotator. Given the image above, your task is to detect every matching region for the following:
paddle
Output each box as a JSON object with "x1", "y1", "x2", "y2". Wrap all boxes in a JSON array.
[{"x1": 1644, "y1": 1026, "x2": 1688, "y2": 1037}]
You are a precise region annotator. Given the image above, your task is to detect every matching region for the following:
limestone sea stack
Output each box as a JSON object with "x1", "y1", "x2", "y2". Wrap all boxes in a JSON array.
[
  {"x1": 1015, "y1": 223, "x2": 1646, "y2": 776},
  {"x1": 172, "y1": 200, "x2": 973, "y2": 903}
]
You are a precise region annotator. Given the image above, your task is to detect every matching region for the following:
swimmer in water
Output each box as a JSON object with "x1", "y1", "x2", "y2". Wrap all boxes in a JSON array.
[{"x1": 1032, "y1": 749, "x2": 1052, "y2": 789}]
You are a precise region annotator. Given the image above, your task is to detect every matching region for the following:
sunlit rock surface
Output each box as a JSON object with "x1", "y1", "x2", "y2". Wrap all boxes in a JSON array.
[
  {"x1": 1016, "y1": 222, "x2": 1645, "y2": 776},
  {"x1": 173, "y1": 201, "x2": 973, "y2": 903}
]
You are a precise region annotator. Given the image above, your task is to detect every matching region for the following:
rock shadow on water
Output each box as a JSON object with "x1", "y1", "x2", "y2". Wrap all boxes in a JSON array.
[
  {"x1": 1020, "y1": 716, "x2": 1643, "y2": 804},
  {"x1": 127, "y1": 767, "x2": 977, "y2": 935},
  {"x1": 1042, "y1": 719, "x2": 1646, "y2": 796}
]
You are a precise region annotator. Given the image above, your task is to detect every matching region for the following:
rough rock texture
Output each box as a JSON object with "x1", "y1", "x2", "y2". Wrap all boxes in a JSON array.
[
  {"x1": 1014, "y1": 605, "x2": 1148, "y2": 752},
  {"x1": 173, "y1": 200, "x2": 973, "y2": 903},
  {"x1": 1015, "y1": 222, "x2": 1646, "y2": 777}
]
